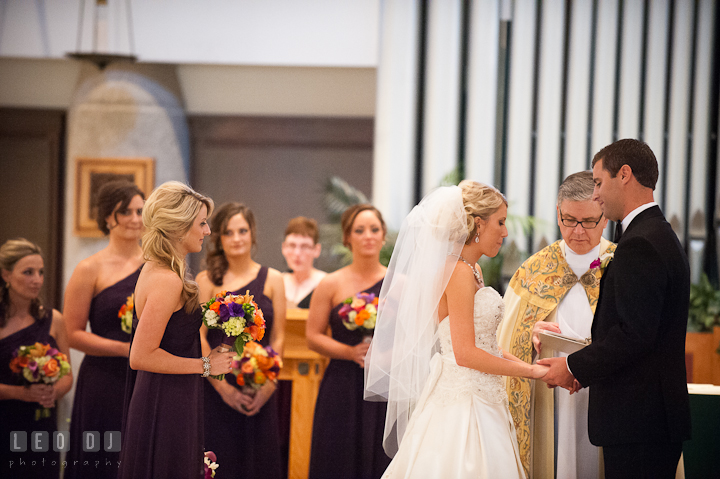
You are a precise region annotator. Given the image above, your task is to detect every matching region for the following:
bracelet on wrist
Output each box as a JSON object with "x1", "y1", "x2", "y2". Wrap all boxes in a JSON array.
[{"x1": 201, "y1": 356, "x2": 211, "y2": 377}]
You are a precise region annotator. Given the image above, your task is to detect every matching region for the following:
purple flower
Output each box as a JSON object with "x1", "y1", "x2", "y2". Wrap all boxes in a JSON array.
[
  {"x1": 47, "y1": 347, "x2": 59, "y2": 356},
  {"x1": 590, "y1": 258, "x2": 601, "y2": 269},
  {"x1": 338, "y1": 304, "x2": 352, "y2": 317},
  {"x1": 218, "y1": 301, "x2": 245, "y2": 323}
]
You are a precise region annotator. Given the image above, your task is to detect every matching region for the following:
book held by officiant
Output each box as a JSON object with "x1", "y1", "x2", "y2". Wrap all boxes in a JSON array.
[{"x1": 539, "y1": 331, "x2": 591, "y2": 354}]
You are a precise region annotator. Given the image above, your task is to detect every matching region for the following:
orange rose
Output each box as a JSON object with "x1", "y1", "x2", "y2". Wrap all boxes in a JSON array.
[
  {"x1": 236, "y1": 375, "x2": 245, "y2": 386},
  {"x1": 247, "y1": 325, "x2": 260, "y2": 341},
  {"x1": 257, "y1": 327, "x2": 265, "y2": 341},
  {"x1": 355, "y1": 309, "x2": 370, "y2": 326},
  {"x1": 9, "y1": 357, "x2": 22, "y2": 373},
  {"x1": 254, "y1": 315, "x2": 264, "y2": 327},
  {"x1": 56, "y1": 352, "x2": 68, "y2": 363},
  {"x1": 30, "y1": 343, "x2": 49, "y2": 358},
  {"x1": 241, "y1": 361, "x2": 255, "y2": 374},
  {"x1": 255, "y1": 355, "x2": 274, "y2": 371},
  {"x1": 244, "y1": 342, "x2": 262, "y2": 355},
  {"x1": 210, "y1": 302, "x2": 221, "y2": 313},
  {"x1": 254, "y1": 371, "x2": 266, "y2": 385},
  {"x1": 372, "y1": 297, "x2": 379, "y2": 306},
  {"x1": 266, "y1": 371, "x2": 277, "y2": 381},
  {"x1": 43, "y1": 358, "x2": 60, "y2": 377}
]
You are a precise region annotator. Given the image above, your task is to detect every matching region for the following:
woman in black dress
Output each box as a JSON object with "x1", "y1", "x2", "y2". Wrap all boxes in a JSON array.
[
  {"x1": 306, "y1": 204, "x2": 391, "y2": 479},
  {"x1": 0, "y1": 239, "x2": 73, "y2": 479},
  {"x1": 117, "y1": 182, "x2": 234, "y2": 479},
  {"x1": 64, "y1": 180, "x2": 144, "y2": 479},
  {"x1": 197, "y1": 202, "x2": 286, "y2": 479}
]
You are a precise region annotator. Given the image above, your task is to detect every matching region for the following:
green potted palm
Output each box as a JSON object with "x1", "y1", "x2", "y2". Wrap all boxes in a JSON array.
[{"x1": 686, "y1": 273, "x2": 720, "y2": 385}]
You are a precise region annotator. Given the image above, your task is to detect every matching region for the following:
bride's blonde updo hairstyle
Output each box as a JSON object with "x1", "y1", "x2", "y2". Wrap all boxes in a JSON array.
[
  {"x1": 459, "y1": 180, "x2": 507, "y2": 245},
  {"x1": 142, "y1": 181, "x2": 214, "y2": 312}
]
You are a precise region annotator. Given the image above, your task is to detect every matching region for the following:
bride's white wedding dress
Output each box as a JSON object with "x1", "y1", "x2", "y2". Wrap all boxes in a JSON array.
[{"x1": 382, "y1": 287, "x2": 526, "y2": 479}]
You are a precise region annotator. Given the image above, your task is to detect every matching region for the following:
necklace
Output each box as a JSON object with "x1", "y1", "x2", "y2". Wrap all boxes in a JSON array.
[{"x1": 449, "y1": 253, "x2": 484, "y2": 286}]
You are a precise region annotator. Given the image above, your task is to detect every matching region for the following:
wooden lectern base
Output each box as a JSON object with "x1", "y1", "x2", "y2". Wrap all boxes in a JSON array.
[{"x1": 279, "y1": 308, "x2": 328, "y2": 479}]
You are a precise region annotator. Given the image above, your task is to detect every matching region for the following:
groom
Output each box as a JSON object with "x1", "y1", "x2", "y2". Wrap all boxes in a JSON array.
[{"x1": 539, "y1": 139, "x2": 691, "y2": 478}]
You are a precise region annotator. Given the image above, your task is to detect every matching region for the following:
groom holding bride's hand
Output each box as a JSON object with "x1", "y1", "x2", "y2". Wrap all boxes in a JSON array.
[{"x1": 539, "y1": 139, "x2": 691, "y2": 478}]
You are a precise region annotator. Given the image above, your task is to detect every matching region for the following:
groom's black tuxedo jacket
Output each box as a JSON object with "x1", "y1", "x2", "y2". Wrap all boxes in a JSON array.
[{"x1": 567, "y1": 206, "x2": 691, "y2": 446}]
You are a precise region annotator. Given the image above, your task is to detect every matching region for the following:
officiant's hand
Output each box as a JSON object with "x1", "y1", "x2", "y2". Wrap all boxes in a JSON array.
[
  {"x1": 537, "y1": 357, "x2": 576, "y2": 391},
  {"x1": 532, "y1": 322, "x2": 562, "y2": 355}
]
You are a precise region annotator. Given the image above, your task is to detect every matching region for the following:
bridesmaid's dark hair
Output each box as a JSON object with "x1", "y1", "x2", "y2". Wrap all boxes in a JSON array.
[
  {"x1": 0, "y1": 238, "x2": 44, "y2": 327},
  {"x1": 205, "y1": 203, "x2": 257, "y2": 287},
  {"x1": 96, "y1": 180, "x2": 145, "y2": 235},
  {"x1": 340, "y1": 204, "x2": 387, "y2": 249}
]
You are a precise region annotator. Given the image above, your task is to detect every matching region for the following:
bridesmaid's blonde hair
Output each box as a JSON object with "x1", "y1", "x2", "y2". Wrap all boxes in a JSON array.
[
  {"x1": 142, "y1": 181, "x2": 213, "y2": 312},
  {"x1": 459, "y1": 180, "x2": 507, "y2": 245}
]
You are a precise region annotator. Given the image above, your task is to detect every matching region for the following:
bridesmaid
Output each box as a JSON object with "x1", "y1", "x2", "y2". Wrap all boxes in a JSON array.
[
  {"x1": 64, "y1": 180, "x2": 144, "y2": 479},
  {"x1": 306, "y1": 204, "x2": 391, "y2": 479},
  {"x1": 118, "y1": 181, "x2": 233, "y2": 479},
  {"x1": 0, "y1": 239, "x2": 73, "y2": 479},
  {"x1": 197, "y1": 202, "x2": 286, "y2": 479}
]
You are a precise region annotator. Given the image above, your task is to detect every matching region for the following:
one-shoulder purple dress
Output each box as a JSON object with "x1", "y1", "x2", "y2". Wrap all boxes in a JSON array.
[
  {"x1": 203, "y1": 266, "x2": 283, "y2": 479},
  {"x1": 308, "y1": 279, "x2": 391, "y2": 479},
  {"x1": 66, "y1": 269, "x2": 139, "y2": 479},
  {"x1": 0, "y1": 309, "x2": 60, "y2": 479},
  {"x1": 118, "y1": 305, "x2": 204, "y2": 479}
]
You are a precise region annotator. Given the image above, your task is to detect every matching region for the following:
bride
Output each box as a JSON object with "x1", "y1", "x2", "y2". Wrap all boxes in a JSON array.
[{"x1": 365, "y1": 181, "x2": 548, "y2": 478}]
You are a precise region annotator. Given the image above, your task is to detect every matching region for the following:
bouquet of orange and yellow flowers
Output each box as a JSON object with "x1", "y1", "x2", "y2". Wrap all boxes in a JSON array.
[
  {"x1": 232, "y1": 341, "x2": 282, "y2": 397},
  {"x1": 9, "y1": 342, "x2": 71, "y2": 420},
  {"x1": 119, "y1": 294, "x2": 134, "y2": 334},
  {"x1": 201, "y1": 290, "x2": 265, "y2": 358},
  {"x1": 338, "y1": 291, "x2": 378, "y2": 342}
]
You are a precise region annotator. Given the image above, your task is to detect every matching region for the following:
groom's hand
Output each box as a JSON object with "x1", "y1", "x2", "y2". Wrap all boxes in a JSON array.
[{"x1": 536, "y1": 357, "x2": 577, "y2": 391}]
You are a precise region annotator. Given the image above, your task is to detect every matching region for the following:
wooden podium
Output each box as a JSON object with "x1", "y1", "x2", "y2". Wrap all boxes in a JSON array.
[{"x1": 278, "y1": 308, "x2": 328, "y2": 479}]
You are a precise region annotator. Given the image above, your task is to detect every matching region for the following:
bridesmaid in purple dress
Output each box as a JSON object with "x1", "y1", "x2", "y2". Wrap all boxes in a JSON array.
[
  {"x1": 0, "y1": 239, "x2": 73, "y2": 479},
  {"x1": 117, "y1": 182, "x2": 234, "y2": 479},
  {"x1": 306, "y1": 204, "x2": 391, "y2": 479},
  {"x1": 196, "y1": 202, "x2": 286, "y2": 479},
  {"x1": 64, "y1": 181, "x2": 144, "y2": 479}
]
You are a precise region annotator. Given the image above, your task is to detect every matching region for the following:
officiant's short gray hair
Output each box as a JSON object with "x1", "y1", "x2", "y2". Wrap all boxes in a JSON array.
[{"x1": 557, "y1": 171, "x2": 595, "y2": 207}]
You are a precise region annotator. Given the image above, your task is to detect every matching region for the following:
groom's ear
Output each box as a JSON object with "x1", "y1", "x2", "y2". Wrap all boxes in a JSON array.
[{"x1": 619, "y1": 164, "x2": 633, "y2": 184}]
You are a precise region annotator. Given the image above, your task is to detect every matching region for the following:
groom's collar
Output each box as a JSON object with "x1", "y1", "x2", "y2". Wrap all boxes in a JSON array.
[{"x1": 621, "y1": 202, "x2": 658, "y2": 233}]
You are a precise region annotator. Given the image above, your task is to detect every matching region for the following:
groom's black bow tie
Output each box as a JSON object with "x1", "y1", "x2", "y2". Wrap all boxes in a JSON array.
[{"x1": 613, "y1": 222, "x2": 623, "y2": 243}]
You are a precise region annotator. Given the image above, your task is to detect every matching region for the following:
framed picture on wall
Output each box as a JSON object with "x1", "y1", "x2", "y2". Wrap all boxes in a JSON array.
[{"x1": 74, "y1": 157, "x2": 155, "y2": 237}]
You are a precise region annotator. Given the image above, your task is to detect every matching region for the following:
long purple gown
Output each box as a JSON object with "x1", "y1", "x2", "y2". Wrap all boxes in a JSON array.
[
  {"x1": 118, "y1": 304, "x2": 204, "y2": 479},
  {"x1": 66, "y1": 268, "x2": 139, "y2": 479},
  {"x1": 0, "y1": 309, "x2": 60, "y2": 479},
  {"x1": 203, "y1": 266, "x2": 283, "y2": 479},
  {"x1": 308, "y1": 279, "x2": 391, "y2": 479}
]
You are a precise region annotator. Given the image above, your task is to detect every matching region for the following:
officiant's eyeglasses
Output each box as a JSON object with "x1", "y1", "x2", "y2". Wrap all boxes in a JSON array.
[{"x1": 560, "y1": 211, "x2": 604, "y2": 229}]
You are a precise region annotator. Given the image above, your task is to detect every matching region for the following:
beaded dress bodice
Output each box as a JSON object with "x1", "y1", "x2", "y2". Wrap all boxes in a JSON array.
[{"x1": 434, "y1": 287, "x2": 507, "y2": 405}]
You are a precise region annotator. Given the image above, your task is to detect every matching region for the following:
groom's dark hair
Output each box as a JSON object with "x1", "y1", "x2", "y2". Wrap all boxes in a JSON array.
[{"x1": 592, "y1": 139, "x2": 659, "y2": 190}]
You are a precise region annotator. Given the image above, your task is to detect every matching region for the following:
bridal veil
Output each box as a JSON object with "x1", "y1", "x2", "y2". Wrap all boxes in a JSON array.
[{"x1": 364, "y1": 185, "x2": 467, "y2": 456}]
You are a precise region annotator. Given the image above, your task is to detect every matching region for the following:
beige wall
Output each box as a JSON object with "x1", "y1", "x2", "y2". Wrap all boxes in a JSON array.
[{"x1": 0, "y1": 58, "x2": 376, "y2": 117}]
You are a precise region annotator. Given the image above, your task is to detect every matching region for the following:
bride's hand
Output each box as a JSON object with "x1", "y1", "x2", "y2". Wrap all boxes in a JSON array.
[
  {"x1": 530, "y1": 364, "x2": 550, "y2": 379},
  {"x1": 350, "y1": 342, "x2": 370, "y2": 368}
]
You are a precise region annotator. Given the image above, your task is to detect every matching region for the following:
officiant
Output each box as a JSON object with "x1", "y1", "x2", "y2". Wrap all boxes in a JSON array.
[{"x1": 498, "y1": 171, "x2": 614, "y2": 479}]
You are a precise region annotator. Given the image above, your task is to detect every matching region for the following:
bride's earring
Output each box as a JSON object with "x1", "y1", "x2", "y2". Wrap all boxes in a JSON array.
[{"x1": 474, "y1": 233, "x2": 479, "y2": 243}]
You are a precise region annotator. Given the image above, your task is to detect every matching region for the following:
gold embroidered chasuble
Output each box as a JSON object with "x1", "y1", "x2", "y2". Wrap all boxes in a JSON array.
[{"x1": 498, "y1": 239, "x2": 615, "y2": 478}]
